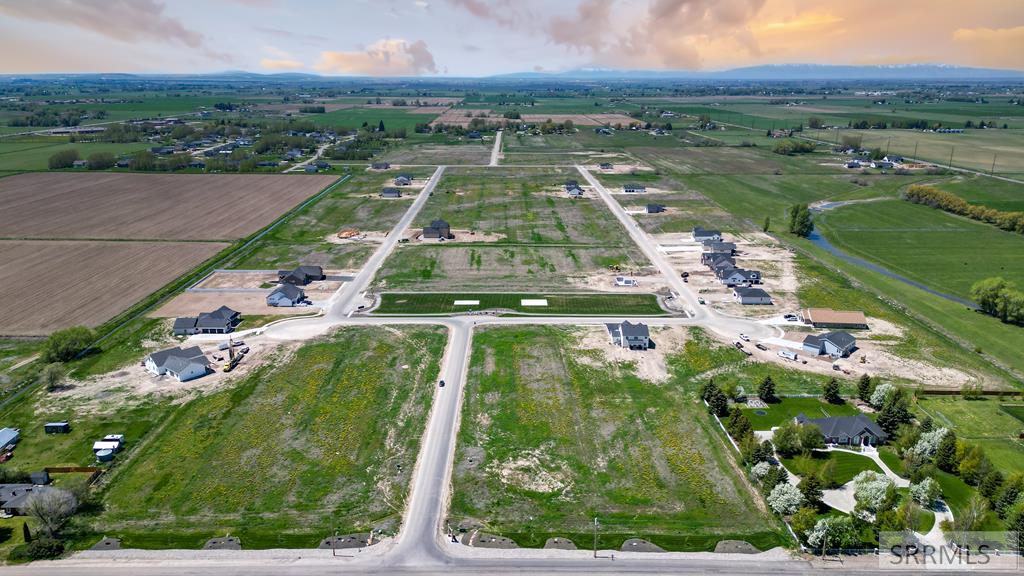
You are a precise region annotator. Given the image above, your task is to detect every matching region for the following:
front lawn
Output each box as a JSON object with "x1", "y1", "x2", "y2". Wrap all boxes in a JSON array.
[{"x1": 781, "y1": 450, "x2": 883, "y2": 486}]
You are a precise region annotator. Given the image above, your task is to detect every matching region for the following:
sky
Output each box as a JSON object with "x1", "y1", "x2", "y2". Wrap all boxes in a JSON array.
[{"x1": 0, "y1": 0, "x2": 1022, "y2": 76}]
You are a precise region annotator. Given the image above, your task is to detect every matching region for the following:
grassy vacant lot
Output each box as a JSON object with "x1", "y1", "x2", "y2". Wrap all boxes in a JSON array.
[
  {"x1": 934, "y1": 175, "x2": 1024, "y2": 212},
  {"x1": 852, "y1": 129, "x2": 1024, "y2": 174},
  {"x1": 913, "y1": 396, "x2": 1024, "y2": 476},
  {"x1": 816, "y1": 198, "x2": 1024, "y2": 299},
  {"x1": 0, "y1": 138, "x2": 150, "y2": 171},
  {"x1": 95, "y1": 325, "x2": 445, "y2": 548},
  {"x1": 449, "y1": 326, "x2": 785, "y2": 551},
  {"x1": 781, "y1": 451, "x2": 884, "y2": 486},
  {"x1": 742, "y1": 397, "x2": 861, "y2": 430},
  {"x1": 307, "y1": 107, "x2": 431, "y2": 133},
  {"x1": 375, "y1": 292, "x2": 665, "y2": 315}
]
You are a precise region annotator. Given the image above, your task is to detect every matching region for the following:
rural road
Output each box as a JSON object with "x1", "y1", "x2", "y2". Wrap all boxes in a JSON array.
[
  {"x1": 283, "y1": 142, "x2": 333, "y2": 173},
  {"x1": 488, "y1": 129, "x2": 502, "y2": 166}
]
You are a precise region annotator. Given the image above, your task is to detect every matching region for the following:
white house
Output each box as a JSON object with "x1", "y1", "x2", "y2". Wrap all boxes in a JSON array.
[
  {"x1": 144, "y1": 346, "x2": 210, "y2": 382},
  {"x1": 267, "y1": 284, "x2": 305, "y2": 307},
  {"x1": 614, "y1": 276, "x2": 639, "y2": 287},
  {"x1": 733, "y1": 287, "x2": 772, "y2": 305},
  {"x1": 692, "y1": 226, "x2": 722, "y2": 243},
  {"x1": 622, "y1": 183, "x2": 646, "y2": 194}
]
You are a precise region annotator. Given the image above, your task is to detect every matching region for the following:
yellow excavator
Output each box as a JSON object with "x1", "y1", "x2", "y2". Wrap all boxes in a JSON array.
[{"x1": 223, "y1": 337, "x2": 241, "y2": 372}]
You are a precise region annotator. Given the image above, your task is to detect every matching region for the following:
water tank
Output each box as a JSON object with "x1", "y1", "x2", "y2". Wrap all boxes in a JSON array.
[{"x1": 95, "y1": 449, "x2": 114, "y2": 463}]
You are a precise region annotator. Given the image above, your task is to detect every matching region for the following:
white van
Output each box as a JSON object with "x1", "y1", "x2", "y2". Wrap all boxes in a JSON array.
[{"x1": 777, "y1": 350, "x2": 798, "y2": 361}]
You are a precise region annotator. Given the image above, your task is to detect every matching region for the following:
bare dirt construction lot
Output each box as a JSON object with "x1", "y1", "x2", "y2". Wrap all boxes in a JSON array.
[
  {"x1": 0, "y1": 172, "x2": 338, "y2": 241},
  {"x1": 432, "y1": 108, "x2": 493, "y2": 126},
  {"x1": 581, "y1": 163, "x2": 655, "y2": 175},
  {"x1": 193, "y1": 270, "x2": 278, "y2": 289},
  {"x1": 575, "y1": 324, "x2": 689, "y2": 383},
  {"x1": 151, "y1": 292, "x2": 321, "y2": 319},
  {"x1": 0, "y1": 240, "x2": 228, "y2": 336},
  {"x1": 520, "y1": 113, "x2": 638, "y2": 126}
]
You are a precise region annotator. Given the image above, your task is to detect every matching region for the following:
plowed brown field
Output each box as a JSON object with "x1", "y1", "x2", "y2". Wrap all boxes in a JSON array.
[
  {"x1": 0, "y1": 172, "x2": 337, "y2": 241},
  {"x1": 0, "y1": 240, "x2": 228, "y2": 335}
]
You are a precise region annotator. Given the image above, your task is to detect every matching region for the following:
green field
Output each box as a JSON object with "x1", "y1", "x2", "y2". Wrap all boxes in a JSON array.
[
  {"x1": 781, "y1": 451, "x2": 884, "y2": 486},
  {"x1": 934, "y1": 175, "x2": 1024, "y2": 212},
  {"x1": 742, "y1": 397, "x2": 861, "y2": 430},
  {"x1": 375, "y1": 292, "x2": 666, "y2": 315},
  {"x1": 851, "y1": 129, "x2": 1024, "y2": 175},
  {"x1": 915, "y1": 397, "x2": 1024, "y2": 476},
  {"x1": 307, "y1": 108, "x2": 433, "y2": 133},
  {"x1": 449, "y1": 325, "x2": 785, "y2": 551},
  {"x1": 0, "y1": 139, "x2": 150, "y2": 170},
  {"x1": 816, "y1": 198, "x2": 1024, "y2": 299},
  {"x1": 94, "y1": 325, "x2": 445, "y2": 548}
]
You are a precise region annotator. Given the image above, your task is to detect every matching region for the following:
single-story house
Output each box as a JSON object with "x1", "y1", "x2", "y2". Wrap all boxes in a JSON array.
[
  {"x1": 315, "y1": 160, "x2": 330, "y2": 170},
  {"x1": 607, "y1": 321, "x2": 650, "y2": 350},
  {"x1": 709, "y1": 257, "x2": 737, "y2": 273},
  {"x1": 568, "y1": 187, "x2": 584, "y2": 198},
  {"x1": 718, "y1": 268, "x2": 761, "y2": 286},
  {"x1": 646, "y1": 203, "x2": 665, "y2": 214},
  {"x1": 599, "y1": 162, "x2": 613, "y2": 170},
  {"x1": 371, "y1": 162, "x2": 390, "y2": 170},
  {"x1": 564, "y1": 180, "x2": 579, "y2": 191},
  {"x1": 883, "y1": 155, "x2": 904, "y2": 164},
  {"x1": 871, "y1": 160, "x2": 894, "y2": 169},
  {"x1": 72, "y1": 159, "x2": 88, "y2": 168},
  {"x1": 278, "y1": 265, "x2": 325, "y2": 285},
  {"x1": 144, "y1": 346, "x2": 210, "y2": 382},
  {"x1": 692, "y1": 226, "x2": 722, "y2": 242},
  {"x1": 733, "y1": 287, "x2": 772, "y2": 305},
  {"x1": 44, "y1": 422, "x2": 70, "y2": 434},
  {"x1": 623, "y1": 183, "x2": 646, "y2": 193},
  {"x1": 267, "y1": 284, "x2": 305, "y2": 307},
  {"x1": 304, "y1": 165, "x2": 318, "y2": 173},
  {"x1": 701, "y1": 252, "x2": 734, "y2": 267},
  {"x1": 845, "y1": 160, "x2": 862, "y2": 169},
  {"x1": 802, "y1": 308, "x2": 868, "y2": 330},
  {"x1": 0, "y1": 484, "x2": 57, "y2": 516},
  {"x1": 173, "y1": 306, "x2": 241, "y2": 336},
  {"x1": 394, "y1": 175, "x2": 412, "y2": 186},
  {"x1": 796, "y1": 413, "x2": 887, "y2": 446},
  {"x1": 380, "y1": 187, "x2": 402, "y2": 199},
  {"x1": 702, "y1": 240, "x2": 737, "y2": 253},
  {"x1": 0, "y1": 428, "x2": 19, "y2": 451},
  {"x1": 422, "y1": 219, "x2": 453, "y2": 240},
  {"x1": 802, "y1": 331, "x2": 857, "y2": 358},
  {"x1": 467, "y1": 131, "x2": 482, "y2": 139}
]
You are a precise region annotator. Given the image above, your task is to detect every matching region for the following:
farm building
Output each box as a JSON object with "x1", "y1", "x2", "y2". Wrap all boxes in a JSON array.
[
  {"x1": 733, "y1": 287, "x2": 772, "y2": 305},
  {"x1": 380, "y1": 187, "x2": 402, "y2": 199},
  {"x1": 796, "y1": 413, "x2": 886, "y2": 447},
  {"x1": 278, "y1": 265, "x2": 325, "y2": 285},
  {"x1": 607, "y1": 321, "x2": 650, "y2": 350},
  {"x1": 394, "y1": 175, "x2": 412, "y2": 186},
  {"x1": 144, "y1": 346, "x2": 210, "y2": 382},
  {"x1": 802, "y1": 331, "x2": 857, "y2": 358},
  {"x1": 646, "y1": 203, "x2": 665, "y2": 214},
  {"x1": 267, "y1": 284, "x2": 305, "y2": 307},
  {"x1": 422, "y1": 219, "x2": 453, "y2": 240},
  {"x1": 692, "y1": 226, "x2": 722, "y2": 242},
  {"x1": 173, "y1": 305, "x2": 241, "y2": 336},
  {"x1": 802, "y1": 309, "x2": 869, "y2": 330},
  {"x1": 622, "y1": 183, "x2": 646, "y2": 194},
  {"x1": 0, "y1": 428, "x2": 19, "y2": 450},
  {"x1": 44, "y1": 422, "x2": 71, "y2": 434},
  {"x1": 371, "y1": 162, "x2": 391, "y2": 170}
]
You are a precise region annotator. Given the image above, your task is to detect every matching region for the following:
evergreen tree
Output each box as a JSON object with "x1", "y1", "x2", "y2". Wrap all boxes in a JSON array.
[
  {"x1": 920, "y1": 415, "x2": 934, "y2": 434},
  {"x1": 800, "y1": 474, "x2": 823, "y2": 506},
  {"x1": 22, "y1": 522, "x2": 31, "y2": 543},
  {"x1": 757, "y1": 376, "x2": 776, "y2": 403},
  {"x1": 979, "y1": 469, "x2": 1004, "y2": 503},
  {"x1": 823, "y1": 378, "x2": 842, "y2": 404},
  {"x1": 727, "y1": 407, "x2": 753, "y2": 441},
  {"x1": 857, "y1": 374, "x2": 873, "y2": 402},
  {"x1": 708, "y1": 387, "x2": 729, "y2": 417},
  {"x1": 935, "y1": 431, "x2": 958, "y2": 472},
  {"x1": 876, "y1": 388, "x2": 912, "y2": 435},
  {"x1": 377, "y1": 120, "x2": 386, "y2": 132},
  {"x1": 763, "y1": 216, "x2": 771, "y2": 232},
  {"x1": 700, "y1": 379, "x2": 718, "y2": 403}
]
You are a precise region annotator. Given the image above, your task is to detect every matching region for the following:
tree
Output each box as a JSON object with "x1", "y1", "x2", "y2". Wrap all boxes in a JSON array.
[
  {"x1": 852, "y1": 470, "x2": 895, "y2": 513},
  {"x1": 798, "y1": 424, "x2": 825, "y2": 453},
  {"x1": 761, "y1": 465, "x2": 789, "y2": 496},
  {"x1": 22, "y1": 521, "x2": 31, "y2": 543},
  {"x1": 762, "y1": 216, "x2": 771, "y2": 232},
  {"x1": 979, "y1": 469, "x2": 1004, "y2": 502},
  {"x1": 791, "y1": 506, "x2": 818, "y2": 535},
  {"x1": 767, "y1": 482, "x2": 805, "y2": 515},
  {"x1": 38, "y1": 363, "x2": 65, "y2": 392},
  {"x1": 757, "y1": 376, "x2": 776, "y2": 403},
  {"x1": 377, "y1": 120, "x2": 385, "y2": 132},
  {"x1": 707, "y1": 387, "x2": 729, "y2": 417},
  {"x1": 129, "y1": 150, "x2": 157, "y2": 171},
  {"x1": 699, "y1": 379, "x2": 718, "y2": 403},
  {"x1": 958, "y1": 444, "x2": 991, "y2": 485},
  {"x1": 25, "y1": 489, "x2": 78, "y2": 538},
  {"x1": 799, "y1": 474, "x2": 823, "y2": 506},
  {"x1": 919, "y1": 415, "x2": 934, "y2": 434},
  {"x1": 876, "y1": 388, "x2": 912, "y2": 435},
  {"x1": 806, "y1": 516, "x2": 859, "y2": 550},
  {"x1": 995, "y1": 473, "x2": 1024, "y2": 517},
  {"x1": 1006, "y1": 500, "x2": 1024, "y2": 553},
  {"x1": 40, "y1": 326, "x2": 95, "y2": 363},
  {"x1": 823, "y1": 378, "x2": 842, "y2": 404},
  {"x1": 48, "y1": 149, "x2": 80, "y2": 169},
  {"x1": 909, "y1": 477, "x2": 940, "y2": 507},
  {"x1": 86, "y1": 152, "x2": 116, "y2": 170},
  {"x1": 787, "y1": 204, "x2": 813, "y2": 237},
  {"x1": 934, "y1": 430, "x2": 958, "y2": 472},
  {"x1": 772, "y1": 421, "x2": 802, "y2": 458},
  {"x1": 857, "y1": 374, "x2": 873, "y2": 402},
  {"x1": 727, "y1": 407, "x2": 753, "y2": 441},
  {"x1": 870, "y1": 383, "x2": 895, "y2": 408},
  {"x1": 910, "y1": 427, "x2": 949, "y2": 460},
  {"x1": 751, "y1": 461, "x2": 772, "y2": 480},
  {"x1": 25, "y1": 538, "x2": 64, "y2": 560}
]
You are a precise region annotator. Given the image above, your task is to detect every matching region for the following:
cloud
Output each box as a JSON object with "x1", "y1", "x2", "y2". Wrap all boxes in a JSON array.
[
  {"x1": 261, "y1": 58, "x2": 304, "y2": 70},
  {"x1": 545, "y1": 0, "x2": 613, "y2": 53},
  {"x1": 953, "y1": 26, "x2": 1024, "y2": 69},
  {"x1": 314, "y1": 39, "x2": 438, "y2": 76},
  {"x1": 253, "y1": 26, "x2": 329, "y2": 45},
  {"x1": 462, "y1": 43, "x2": 481, "y2": 52},
  {"x1": 446, "y1": 0, "x2": 520, "y2": 28}
]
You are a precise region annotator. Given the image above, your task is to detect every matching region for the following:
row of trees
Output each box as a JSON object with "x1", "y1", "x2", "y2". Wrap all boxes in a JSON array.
[
  {"x1": 970, "y1": 277, "x2": 1024, "y2": 325},
  {"x1": 788, "y1": 204, "x2": 813, "y2": 238},
  {"x1": 772, "y1": 139, "x2": 816, "y2": 156},
  {"x1": 48, "y1": 150, "x2": 117, "y2": 170},
  {"x1": 903, "y1": 184, "x2": 1024, "y2": 235}
]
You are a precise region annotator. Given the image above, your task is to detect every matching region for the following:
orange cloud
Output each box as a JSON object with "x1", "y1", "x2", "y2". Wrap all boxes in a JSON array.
[
  {"x1": 953, "y1": 26, "x2": 1024, "y2": 69},
  {"x1": 260, "y1": 58, "x2": 304, "y2": 70},
  {"x1": 314, "y1": 39, "x2": 438, "y2": 76}
]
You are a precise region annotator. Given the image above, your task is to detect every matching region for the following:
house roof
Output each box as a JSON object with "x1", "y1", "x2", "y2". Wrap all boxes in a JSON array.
[
  {"x1": 195, "y1": 306, "x2": 239, "y2": 329},
  {"x1": 147, "y1": 346, "x2": 209, "y2": 373},
  {"x1": 0, "y1": 428, "x2": 18, "y2": 447},
  {"x1": 430, "y1": 219, "x2": 449, "y2": 228},
  {"x1": 173, "y1": 317, "x2": 198, "y2": 331},
  {"x1": 796, "y1": 413, "x2": 887, "y2": 440},
  {"x1": 623, "y1": 183, "x2": 645, "y2": 189},
  {"x1": 822, "y1": 331, "x2": 856, "y2": 349},
  {"x1": 693, "y1": 226, "x2": 721, "y2": 237},
  {"x1": 270, "y1": 284, "x2": 304, "y2": 300},
  {"x1": 734, "y1": 287, "x2": 770, "y2": 298},
  {"x1": 620, "y1": 321, "x2": 650, "y2": 339},
  {"x1": 381, "y1": 187, "x2": 401, "y2": 195}
]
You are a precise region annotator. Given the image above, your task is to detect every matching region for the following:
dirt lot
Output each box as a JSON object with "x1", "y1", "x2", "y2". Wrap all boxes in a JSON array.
[
  {"x1": 582, "y1": 162, "x2": 655, "y2": 174},
  {"x1": 576, "y1": 324, "x2": 688, "y2": 383},
  {"x1": 520, "y1": 113, "x2": 638, "y2": 126},
  {"x1": 325, "y1": 230, "x2": 389, "y2": 244},
  {"x1": 0, "y1": 172, "x2": 338, "y2": 241},
  {"x1": 151, "y1": 292, "x2": 321, "y2": 318},
  {"x1": 432, "y1": 108, "x2": 493, "y2": 126},
  {"x1": 0, "y1": 240, "x2": 228, "y2": 336},
  {"x1": 194, "y1": 271, "x2": 278, "y2": 290}
]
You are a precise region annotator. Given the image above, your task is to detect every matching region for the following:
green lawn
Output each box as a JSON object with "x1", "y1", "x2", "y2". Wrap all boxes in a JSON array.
[
  {"x1": 915, "y1": 397, "x2": 1024, "y2": 439},
  {"x1": 307, "y1": 108, "x2": 431, "y2": 133},
  {"x1": 935, "y1": 176, "x2": 1024, "y2": 212},
  {"x1": 781, "y1": 450, "x2": 884, "y2": 486},
  {"x1": 742, "y1": 397, "x2": 861, "y2": 430},
  {"x1": 0, "y1": 140, "x2": 150, "y2": 171},
  {"x1": 449, "y1": 325, "x2": 785, "y2": 552},
  {"x1": 94, "y1": 325, "x2": 446, "y2": 548},
  {"x1": 1001, "y1": 404, "x2": 1024, "y2": 424},
  {"x1": 878, "y1": 447, "x2": 904, "y2": 475},
  {"x1": 375, "y1": 292, "x2": 666, "y2": 316}
]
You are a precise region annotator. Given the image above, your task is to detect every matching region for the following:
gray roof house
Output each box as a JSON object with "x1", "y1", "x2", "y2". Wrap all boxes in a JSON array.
[
  {"x1": 796, "y1": 413, "x2": 887, "y2": 446},
  {"x1": 380, "y1": 187, "x2": 402, "y2": 198},
  {"x1": 599, "y1": 162, "x2": 613, "y2": 169},
  {"x1": 702, "y1": 240, "x2": 737, "y2": 254},
  {"x1": 0, "y1": 484, "x2": 58, "y2": 516},
  {"x1": 173, "y1": 306, "x2": 240, "y2": 336},
  {"x1": 802, "y1": 331, "x2": 857, "y2": 358},
  {"x1": 144, "y1": 346, "x2": 210, "y2": 382},
  {"x1": 564, "y1": 180, "x2": 579, "y2": 191},
  {"x1": 422, "y1": 219, "x2": 453, "y2": 240},
  {"x1": 733, "y1": 287, "x2": 772, "y2": 305},
  {"x1": 394, "y1": 175, "x2": 412, "y2": 186},
  {"x1": 568, "y1": 187, "x2": 585, "y2": 198},
  {"x1": 692, "y1": 226, "x2": 722, "y2": 242},
  {"x1": 371, "y1": 162, "x2": 390, "y2": 170},
  {"x1": 278, "y1": 265, "x2": 325, "y2": 285},
  {"x1": 0, "y1": 428, "x2": 19, "y2": 450},
  {"x1": 607, "y1": 321, "x2": 651, "y2": 350},
  {"x1": 622, "y1": 183, "x2": 647, "y2": 193},
  {"x1": 267, "y1": 284, "x2": 305, "y2": 307},
  {"x1": 709, "y1": 257, "x2": 737, "y2": 272},
  {"x1": 646, "y1": 203, "x2": 665, "y2": 214},
  {"x1": 718, "y1": 268, "x2": 761, "y2": 286},
  {"x1": 701, "y1": 252, "x2": 734, "y2": 267}
]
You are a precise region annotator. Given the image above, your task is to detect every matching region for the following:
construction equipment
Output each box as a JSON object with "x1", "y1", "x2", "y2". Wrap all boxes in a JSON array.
[{"x1": 222, "y1": 336, "x2": 241, "y2": 372}]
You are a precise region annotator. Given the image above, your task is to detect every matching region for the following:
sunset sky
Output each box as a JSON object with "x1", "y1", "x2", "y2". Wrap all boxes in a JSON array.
[{"x1": 0, "y1": 0, "x2": 1021, "y2": 76}]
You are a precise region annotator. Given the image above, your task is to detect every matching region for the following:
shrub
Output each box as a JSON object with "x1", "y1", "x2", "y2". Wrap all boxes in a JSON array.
[
  {"x1": 86, "y1": 152, "x2": 116, "y2": 170},
  {"x1": 909, "y1": 477, "x2": 940, "y2": 506},
  {"x1": 751, "y1": 461, "x2": 772, "y2": 480},
  {"x1": 48, "y1": 149, "x2": 79, "y2": 169},
  {"x1": 40, "y1": 326, "x2": 96, "y2": 363},
  {"x1": 26, "y1": 537, "x2": 64, "y2": 560},
  {"x1": 767, "y1": 482, "x2": 805, "y2": 515},
  {"x1": 852, "y1": 470, "x2": 895, "y2": 512}
]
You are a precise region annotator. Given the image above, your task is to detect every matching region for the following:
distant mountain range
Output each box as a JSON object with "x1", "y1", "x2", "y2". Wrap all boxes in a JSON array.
[{"x1": 491, "y1": 64, "x2": 1024, "y2": 81}]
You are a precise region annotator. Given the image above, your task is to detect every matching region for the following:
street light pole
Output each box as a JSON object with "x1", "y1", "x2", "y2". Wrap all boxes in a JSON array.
[{"x1": 593, "y1": 517, "x2": 599, "y2": 558}]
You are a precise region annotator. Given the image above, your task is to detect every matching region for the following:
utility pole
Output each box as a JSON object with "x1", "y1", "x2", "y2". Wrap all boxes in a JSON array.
[
  {"x1": 913, "y1": 141, "x2": 918, "y2": 160},
  {"x1": 593, "y1": 517, "x2": 599, "y2": 558},
  {"x1": 948, "y1": 146, "x2": 955, "y2": 170},
  {"x1": 991, "y1": 153, "x2": 997, "y2": 176},
  {"x1": 885, "y1": 136, "x2": 891, "y2": 156}
]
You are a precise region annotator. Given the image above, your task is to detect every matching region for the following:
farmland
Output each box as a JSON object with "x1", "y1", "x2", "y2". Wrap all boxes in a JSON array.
[
  {"x1": 448, "y1": 325, "x2": 785, "y2": 551},
  {"x1": 0, "y1": 240, "x2": 227, "y2": 335},
  {"x1": 0, "y1": 172, "x2": 338, "y2": 241},
  {"x1": 0, "y1": 139, "x2": 151, "y2": 171},
  {"x1": 95, "y1": 325, "x2": 446, "y2": 548}
]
